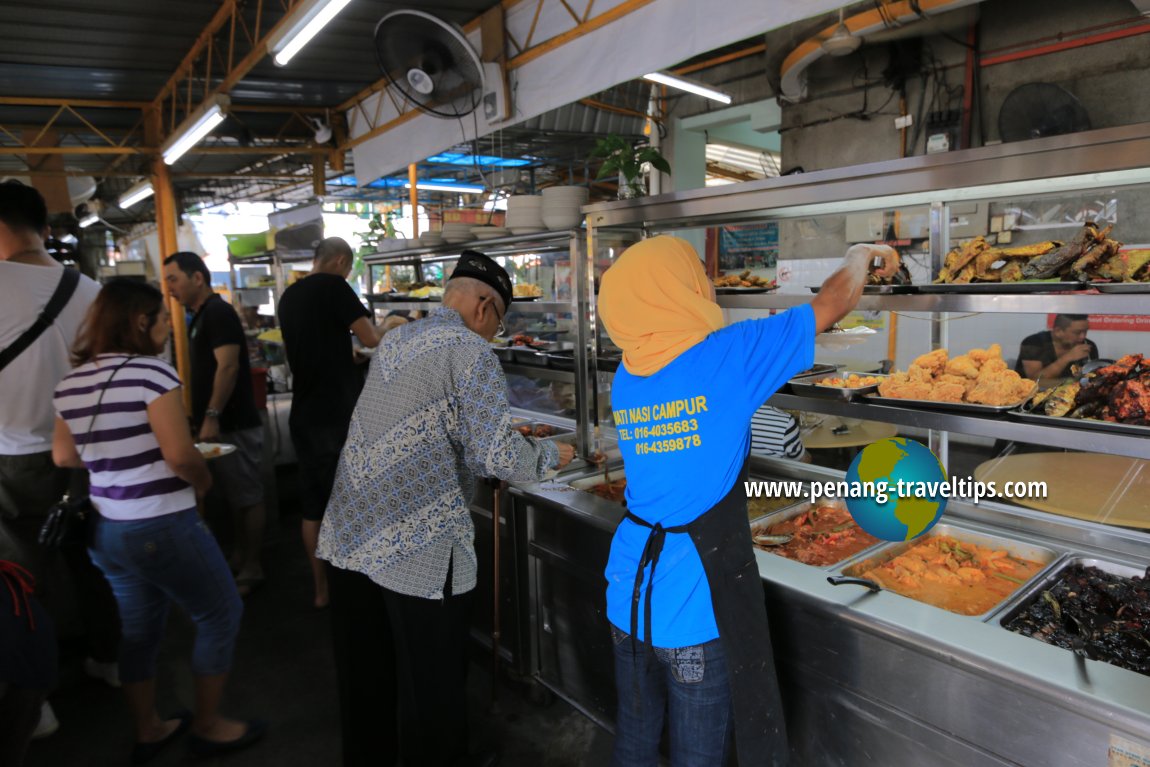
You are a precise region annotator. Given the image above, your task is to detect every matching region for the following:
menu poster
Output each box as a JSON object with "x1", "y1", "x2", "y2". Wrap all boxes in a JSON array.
[{"x1": 714, "y1": 223, "x2": 779, "y2": 272}]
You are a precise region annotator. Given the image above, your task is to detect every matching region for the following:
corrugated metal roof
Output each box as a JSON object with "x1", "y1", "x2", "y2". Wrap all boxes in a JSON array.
[{"x1": 0, "y1": 1, "x2": 709, "y2": 218}]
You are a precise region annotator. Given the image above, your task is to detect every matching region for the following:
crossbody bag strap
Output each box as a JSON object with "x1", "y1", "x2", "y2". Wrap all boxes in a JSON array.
[
  {"x1": 75, "y1": 355, "x2": 136, "y2": 466},
  {"x1": 0, "y1": 267, "x2": 81, "y2": 373}
]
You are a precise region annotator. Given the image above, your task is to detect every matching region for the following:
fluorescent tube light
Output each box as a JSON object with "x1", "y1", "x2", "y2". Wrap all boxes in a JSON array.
[
  {"x1": 642, "y1": 72, "x2": 732, "y2": 105},
  {"x1": 118, "y1": 180, "x2": 154, "y2": 209},
  {"x1": 403, "y1": 181, "x2": 485, "y2": 194},
  {"x1": 78, "y1": 214, "x2": 100, "y2": 228},
  {"x1": 267, "y1": 0, "x2": 354, "y2": 67},
  {"x1": 162, "y1": 95, "x2": 230, "y2": 165}
]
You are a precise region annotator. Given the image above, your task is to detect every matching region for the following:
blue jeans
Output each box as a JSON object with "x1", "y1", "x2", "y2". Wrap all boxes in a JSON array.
[
  {"x1": 88, "y1": 509, "x2": 242, "y2": 683},
  {"x1": 610, "y1": 624, "x2": 732, "y2": 767}
]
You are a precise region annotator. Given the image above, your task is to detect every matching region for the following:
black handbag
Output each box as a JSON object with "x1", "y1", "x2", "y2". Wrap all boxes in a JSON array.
[
  {"x1": 39, "y1": 356, "x2": 134, "y2": 550},
  {"x1": 38, "y1": 493, "x2": 94, "y2": 549}
]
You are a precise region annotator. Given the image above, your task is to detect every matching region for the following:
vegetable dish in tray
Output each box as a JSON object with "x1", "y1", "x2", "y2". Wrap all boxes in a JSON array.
[{"x1": 846, "y1": 534, "x2": 1046, "y2": 616}]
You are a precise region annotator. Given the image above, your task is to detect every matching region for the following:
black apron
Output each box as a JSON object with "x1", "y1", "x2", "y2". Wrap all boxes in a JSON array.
[{"x1": 624, "y1": 460, "x2": 788, "y2": 767}]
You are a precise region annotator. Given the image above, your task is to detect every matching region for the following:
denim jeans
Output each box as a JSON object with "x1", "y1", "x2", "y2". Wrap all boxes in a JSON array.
[
  {"x1": 610, "y1": 624, "x2": 732, "y2": 767},
  {"x1": 88, "y1": 509, "x2": 242, "y2": 683}
]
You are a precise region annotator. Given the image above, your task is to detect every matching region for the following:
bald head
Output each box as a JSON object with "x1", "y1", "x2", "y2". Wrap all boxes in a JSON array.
[{"x1": 313, "y1": 237, "x2": 354, "y2": 276}]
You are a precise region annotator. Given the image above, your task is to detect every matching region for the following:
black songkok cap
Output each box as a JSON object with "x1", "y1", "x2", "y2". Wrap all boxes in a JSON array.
[{"x1": 449, "y1": 250, "x2": 513, "y2": 310}]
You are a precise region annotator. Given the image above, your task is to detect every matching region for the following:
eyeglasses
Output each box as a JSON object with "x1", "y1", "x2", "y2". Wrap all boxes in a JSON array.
[{"x1": 487, "y1": 295, "x2": 506, "y2": 336}]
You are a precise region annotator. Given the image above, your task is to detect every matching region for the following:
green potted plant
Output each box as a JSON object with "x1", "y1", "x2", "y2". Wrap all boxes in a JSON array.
[{"x1": 591, "y1": 134, "x2": 671, "y2": 199}]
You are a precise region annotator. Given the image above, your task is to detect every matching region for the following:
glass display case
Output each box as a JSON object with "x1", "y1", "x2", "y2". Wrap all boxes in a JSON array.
[
  {"x1": 364, "y1": 229, "x2": 639, "y2": 460},
  {"x1": 540, "y1": 123, "x2": 1150, "y2": 764}
]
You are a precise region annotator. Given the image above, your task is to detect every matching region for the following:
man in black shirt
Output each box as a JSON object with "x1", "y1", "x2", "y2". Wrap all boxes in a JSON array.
[
  {"x1": 163, "y1": 251, "x2": 266, "y2": 595},
  {"x1": 278, "y1": 237, "x2": 406, "y2": 608},
  {"x1": 1014, "y1": 314, "x2": 1099, "y2": 380}
]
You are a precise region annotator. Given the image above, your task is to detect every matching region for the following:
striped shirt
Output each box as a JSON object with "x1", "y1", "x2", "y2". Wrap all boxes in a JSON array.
[
  {"x1": 750, "y1": 405, "x2": 804, "y2": 459},
  {"x1": 53, "y1": 354, "x2": 195, "y2": 521}
]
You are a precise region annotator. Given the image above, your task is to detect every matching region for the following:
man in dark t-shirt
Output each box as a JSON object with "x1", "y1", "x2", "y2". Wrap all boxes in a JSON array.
[
  {"x1": 164, "y1": 251, "x2": 267, "y2": 595},
  {"x1": 1014, "y1": 314, "x2": 1099, "y2": 380},
  {"x1": 278, "y1": 237, "x2": 406, "y2": 608}
]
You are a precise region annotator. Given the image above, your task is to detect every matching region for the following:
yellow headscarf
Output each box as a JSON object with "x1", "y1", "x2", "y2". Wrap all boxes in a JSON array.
[{"x1": 598, "y1": 236, "x2": 724, "y2": 377}]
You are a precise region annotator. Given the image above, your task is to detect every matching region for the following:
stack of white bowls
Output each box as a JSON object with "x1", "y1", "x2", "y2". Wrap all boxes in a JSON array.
[
  {"x1": 541, "y1": 186, "x2": 589, "y2": 230},
  {"x1": 441, "y1": 222, "x2": 473, "y2": 244},
  {"x1": 505, "y1": 195, "x2": 545, "y2": 234}
]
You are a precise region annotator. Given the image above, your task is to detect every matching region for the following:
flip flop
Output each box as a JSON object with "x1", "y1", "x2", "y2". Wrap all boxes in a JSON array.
[{"x1": 132, "y1": 710, "x2": 192, "y2": 764}]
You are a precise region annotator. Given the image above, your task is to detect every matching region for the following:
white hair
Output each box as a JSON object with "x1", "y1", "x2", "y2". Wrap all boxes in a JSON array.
[{"x1": 444, "y1": 276, "x2": 506, "y2": 314}]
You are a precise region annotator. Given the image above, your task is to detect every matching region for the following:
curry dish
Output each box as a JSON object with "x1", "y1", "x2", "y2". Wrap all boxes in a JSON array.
[{"x1": 848, "y1": 534, "x2": 1046, "y2": 615}]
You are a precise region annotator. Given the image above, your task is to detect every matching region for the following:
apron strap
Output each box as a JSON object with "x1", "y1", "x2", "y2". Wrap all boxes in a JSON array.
[{"x1": 622, "y1": 511, "x2": 689, "y2": 706}]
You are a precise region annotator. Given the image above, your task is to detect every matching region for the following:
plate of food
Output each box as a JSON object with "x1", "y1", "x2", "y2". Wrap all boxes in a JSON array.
[
  {"x1": 1010, "y1": 354, "x2": 1150, "y2": 435},
  {"x1": 195, "y1": 442, "x2": 236, "y2": 459},
  {"x1": 713, "y1": 271, "x2": 777, "y2": 293},
  {"x1": 512, "y1": 283, "x2": 543, "y2": 301},
  {"x1": 790, "y1": 372, "x2": 889, "y2": 401}
]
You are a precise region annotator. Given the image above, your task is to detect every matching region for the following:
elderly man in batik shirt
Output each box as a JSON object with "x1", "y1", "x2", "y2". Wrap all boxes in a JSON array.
[{"x1": 318, "y1": 250, "x2": 574, "y2": 767}]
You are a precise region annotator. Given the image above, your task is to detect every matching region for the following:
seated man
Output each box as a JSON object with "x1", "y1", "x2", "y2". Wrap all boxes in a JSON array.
[{"x1": 1014, "y1": 314, "x2": 1098, "y2": 380}]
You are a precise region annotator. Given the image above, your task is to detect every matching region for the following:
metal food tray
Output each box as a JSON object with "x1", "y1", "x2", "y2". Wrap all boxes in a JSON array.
[
  {"x1": 545, "y1": 349, "x2": 576, "y2": 371},
  {"x1": 917, "y1": 281, "x2": 1085, "y2": 294},
  {"x1": 863, "y1": 392, "x2": 1030, "y2": 414},
  {"x1": 789, "y1": 371, "x2": 889, "y2": 401},
  {"x1": 1009, "y1": 407, "x2": 1150, "y2": 437},
  {"x1": 993, "y1": 556, "x2": 1149, "y2": 628},
  {"x1": 490, "y1": 345, "x2": 515, "y2": 362},
  {"x1": 746, "y1": 487, "x2": 810, "y2": 524},
  {"x1": 367, "y1": 292, "x2": 430, "y2": 302},
  {"x1": 1091, "y1": 282, "x2": 1150, "y2": 293},
  {"x1": 567, "y1": 471, "x2": 627, "y2": 505},
  {"x1": 511, "y1": 348, "x2": 550, "y2": 366},
  {"x1": 837, "y1": 523, "x2": 1063, "y2": 619},
  {"x1": 750, "y1": 499, "x2": 890, "y2": 569},
  {"x1": 788, "y1": 363, "x2": 841, "y2": 381},
  {"x1": 809, "y1": 285, "x2": 917, "y2": 294}
]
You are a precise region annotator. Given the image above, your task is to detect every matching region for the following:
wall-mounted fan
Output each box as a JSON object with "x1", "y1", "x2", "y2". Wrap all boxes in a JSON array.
[
  {"x1": 374, "y1": 9, "x2": 509, "y2": 124},
  {"x1": 998, "y1": 83, "x2": 1092, "y2": 143}
]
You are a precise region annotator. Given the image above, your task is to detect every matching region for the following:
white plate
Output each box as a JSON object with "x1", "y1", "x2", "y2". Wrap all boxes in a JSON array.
[{"x1": 195, "y1": 442, "x2": 236, "y2": 459}]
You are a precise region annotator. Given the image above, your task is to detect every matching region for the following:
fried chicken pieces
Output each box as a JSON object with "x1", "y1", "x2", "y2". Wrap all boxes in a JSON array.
[{"x1": 878, "y1": 344, "x2": 1036, "y2": 406}]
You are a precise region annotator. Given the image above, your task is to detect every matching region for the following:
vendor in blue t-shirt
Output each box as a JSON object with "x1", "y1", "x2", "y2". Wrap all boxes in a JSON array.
[{"x1": 597, "y1": 236, "x2": 898, "y2": 767}]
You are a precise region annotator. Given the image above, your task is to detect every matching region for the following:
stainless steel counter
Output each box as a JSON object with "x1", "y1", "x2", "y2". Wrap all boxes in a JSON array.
[{"x1": 507, "y1": 461, "x2": 1150, "y2": 765}]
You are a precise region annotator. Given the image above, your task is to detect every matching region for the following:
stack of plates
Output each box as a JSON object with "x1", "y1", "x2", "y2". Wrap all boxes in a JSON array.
[
  {"x1": 471, "y1": 226, "x2": 510, "y2": 240},
  {"x1": 506, "y1": 195, "x2": 545, "y2": 234},
  {"x1": 541, "y1": 186, "x2": 588, "y2": 230},
  {"x1": 440, "y1": 222, "x2": 473, "y2": 244},
  {"x1": 418, "y1": 231, "x2": 445, "y2": 247}
]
